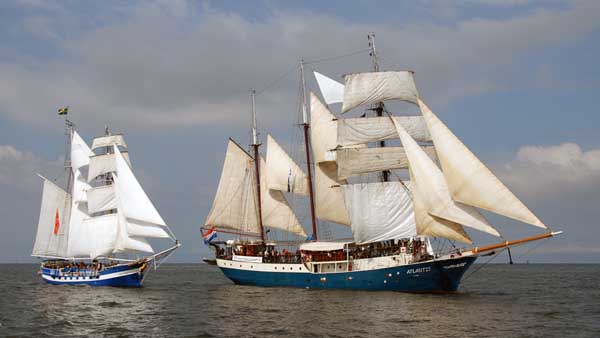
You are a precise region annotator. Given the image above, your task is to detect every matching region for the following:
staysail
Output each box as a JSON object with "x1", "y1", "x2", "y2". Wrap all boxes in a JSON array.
[
  {"x1": 391, "y1": 116, "x2": 501, "y2": 239},
  {"x1": 418, "y1": 99, "x2": 547, "y2": 229},
  {"x1": 260, "y1": 158, "x2": 306, "y2": 237},
  {"x1": 310, "y1": 92, "x2": 338, "y2": 163},
  {"x1": 343, "y1": 181, "x2": 416, "y2": 244},
  {"x1": 341, "y1": 71, "x2": 419, "y2": 113},
  {"x1": 265, "y1": 135, "x2": 308, "y2": 195}
]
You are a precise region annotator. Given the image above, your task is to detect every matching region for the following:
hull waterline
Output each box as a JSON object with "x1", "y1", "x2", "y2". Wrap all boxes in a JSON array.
[
  {"x1": 217, "y1": 255, "x2": 476, "y2": 292},
  {"x1": 40, "y1": 261, "x2": 147, "y2": 287}
]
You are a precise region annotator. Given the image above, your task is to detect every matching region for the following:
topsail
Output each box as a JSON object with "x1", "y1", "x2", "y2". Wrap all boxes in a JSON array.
[{"x1": 341, "y1": 71, "x2": 419, "y2": 113}]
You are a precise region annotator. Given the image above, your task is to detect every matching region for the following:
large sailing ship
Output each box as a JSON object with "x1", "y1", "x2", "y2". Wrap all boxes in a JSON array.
[
  {"x1": 202, "y1": 35, "x2": 561, "y2": 292},
  {"x1": 33, "y1": 117, "x2": 180, "y2": 287}
]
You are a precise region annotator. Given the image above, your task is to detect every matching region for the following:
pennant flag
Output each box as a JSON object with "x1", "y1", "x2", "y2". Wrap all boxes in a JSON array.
[
  {"x1": 58, "y1": 106, "x2": 69, "y2": 115},
  {"x1": 53, "y1": 208, "x2": 60, "y2": 235},
  {"x1": 202, "y1": 226, "x2": 217, "y2": 245}
]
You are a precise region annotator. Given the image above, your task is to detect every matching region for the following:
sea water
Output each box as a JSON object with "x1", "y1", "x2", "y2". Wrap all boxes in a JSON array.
[{"x1": 0, "y1": 264, "x2": 598, "y2": 337}]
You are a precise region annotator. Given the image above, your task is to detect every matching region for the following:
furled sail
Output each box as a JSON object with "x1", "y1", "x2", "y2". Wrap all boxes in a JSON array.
[
  {"x1": 204, "y1": 139, "x2": 261, "y2": 235},
  {"x1": 391, "y1": 116, "x2": 501, "y2": 238},
  {"x1": 32, "y1": 177, "x2": 72, "y2": 257},
  {"x1": 260, "y1": 158, "x2": 306, "y2": 237},
  {"x1": 91, "y1": 134, "x2": 127, "y2": 150},
  {"x1": 343, "y1": 181, "x2": 416, "y2": 244},
  {"x1": 314, "y1": 71, "x2": 344, "y2": 105},
  {"x1": 113, "y1": 145, "x2": 170, "y2": 236},
  {"x1": 265, "y1": 134, "x2": 308, "y2": 195},
  {"x1": 310, "y1": 92, "x2": 338, "y2": 163},
  {"x1": 88, "y1": 152, "x2": 131, "y2": 182},
  {"x1": 418, "y1": 99, "x2": 547, "y2": 229},
  {"x1": 341, "y1": 71, "x2": 419, "y2": 113},
  {"x1": 336, "y1": 146, "x2": 437, "y2": 180},
  {"x1": 314, "y1": 162, "x2": 351, "y2": 226},
  {"x1": 337, "y1": 116, "x2": 431, "y2": 147},
  {"x1": 86, "y1": 185, "x2": 117, "y2": 214}
]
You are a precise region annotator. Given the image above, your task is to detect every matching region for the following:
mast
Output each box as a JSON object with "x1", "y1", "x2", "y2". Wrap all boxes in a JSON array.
[
  {"x1": 368, "y1": 33, "x2": 389, "y2": 182},
  {"x1": 250, "y1": 89, "x2": 266, "y2": 242},
  {"x1": 64, "y1": 118, "x2": 74, "y2": 193},
  {"x1": 300, "y1": 60, "x2": 318, "y2": 240}
]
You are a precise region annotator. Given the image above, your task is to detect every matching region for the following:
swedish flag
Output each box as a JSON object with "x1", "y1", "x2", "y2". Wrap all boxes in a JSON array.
[{"x1": 58, "y1": 106, "x2": 68, "y2": 115}]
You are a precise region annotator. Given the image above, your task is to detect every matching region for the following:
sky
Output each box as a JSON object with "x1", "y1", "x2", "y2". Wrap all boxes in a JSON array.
[{"x1": 1, "y1": 0, "x2": 599, "y2": 263}]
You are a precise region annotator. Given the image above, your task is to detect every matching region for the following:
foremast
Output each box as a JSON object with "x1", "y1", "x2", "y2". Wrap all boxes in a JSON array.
[{"x1": 250, "y1": 89, "x2": 266, "y2": 242}]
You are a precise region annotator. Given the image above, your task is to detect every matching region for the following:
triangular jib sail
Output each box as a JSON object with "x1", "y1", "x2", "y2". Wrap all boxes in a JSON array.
[{"x1": 417, "y1": 99, "x2": 547, "y2": 229}]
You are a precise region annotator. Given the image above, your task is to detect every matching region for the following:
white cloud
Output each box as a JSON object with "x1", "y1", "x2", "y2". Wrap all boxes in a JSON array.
[
  {"x1": 0, "y1": 145, "x2": 63, "y2": 192},
  {"x1": 499, "y1": 143, "x2": 600, "y2": 200},
  {"x1": 0, "y1": 1, "x2": 598, "y2": 131}
]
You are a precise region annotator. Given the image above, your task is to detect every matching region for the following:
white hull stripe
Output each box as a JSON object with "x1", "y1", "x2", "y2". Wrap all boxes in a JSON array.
[{"x1": 41, "y1": 267, "x2": 140, "y2": 283}]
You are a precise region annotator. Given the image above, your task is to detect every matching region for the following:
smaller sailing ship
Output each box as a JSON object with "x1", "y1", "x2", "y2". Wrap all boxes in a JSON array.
[{"x1": 32, "y1": 114, "x2": 180, "y2": 286}]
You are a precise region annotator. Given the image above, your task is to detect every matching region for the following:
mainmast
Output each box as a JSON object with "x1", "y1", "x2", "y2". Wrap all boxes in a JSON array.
[
  {"x1": 250, "y1": 89, "x2": 266, "y2": 242},
  {"x1": 300, "y1": 60, "x2": 318, "y2": 240},
  {"x1": 368, "y1": 33, "x2": 389, "y2": 182}
]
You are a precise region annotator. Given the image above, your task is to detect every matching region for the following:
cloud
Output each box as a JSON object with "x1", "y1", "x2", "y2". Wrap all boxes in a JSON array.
[
  {"x1": 1, "y1": 1, "x2": 599, "y2": 131},
  {"x1": 0, "y1": 145, "x2": 63, "y2": 193},
  {"x1": 498, "y1": 143, "x2": 600, "y2": 203}
]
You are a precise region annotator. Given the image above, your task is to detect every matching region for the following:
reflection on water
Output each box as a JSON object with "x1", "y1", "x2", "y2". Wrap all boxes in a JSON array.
[{"x1": 0, "y1": 264, "x2": 599, "y2": 337}]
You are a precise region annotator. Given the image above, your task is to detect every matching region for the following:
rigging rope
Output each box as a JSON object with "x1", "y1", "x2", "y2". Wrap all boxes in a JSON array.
[{"x1": 304, "y1": 48, "x2": 370, "y2": 65}]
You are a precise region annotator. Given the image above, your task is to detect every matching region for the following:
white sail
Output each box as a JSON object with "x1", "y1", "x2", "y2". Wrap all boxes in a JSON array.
[
  {"x1": 32, "y1": 177, "x2": 72, "y2": 257},
  {"x1": 310, "y1": 92, "x2": 338, "y2": 163},
  {"x1": 341, "y1": 71, "x2": 419, "y2": 113},
  {"x1": 314, "y1": 162, "x2": 351, "y2": 226},
  {"x1": 113, "y1": 146, "x2": 169, "y2": 231},
  {"x1": 343, "y1": 181, "x2": 416, "y2": 244},
  {"x1": 88, "y1": 152, "x2": 131, "y2": 182},
  {"x1": 337, "y1": 116, "x2": 431, "y2": 147},
  {"x1": 66, "y1": 169, "x2": 94, "y2": 257},
  {"x1": 113, "y1": 196, "x2": 154, "y2": 254},
  {"x1": 392, "y1": 116, "x2": 501, "y2": 238},
  {"x1": 91, "y1": 134, "x2": 127, "y2": 150},
  {"x1": 336, "y1": 146, "x2": 436, "y2": 180},
  {"x1": 71, "y1": 131, "x2": 94, "y2": 171},
  {"x1": 265, "y1": 134, "x2": 308, "y2": 195},
  {"x1": 418, "y1": 99, "x2": 547, "y2": 229},
  {"x1": 66, "y1": 213, "x2": 118, "y2": 258},
  {"x1": 204, "y1": 139, "x2": 261, "y2": 234},
  {"x1": 314, "y1": 71, "x2": 344, "y2": 105},
  {"x1": 260, "y1": 158, "x2": 306, "y2": 237},
  {"x1": 86, "y1": 185, "x2": 117, "y2": 214}
]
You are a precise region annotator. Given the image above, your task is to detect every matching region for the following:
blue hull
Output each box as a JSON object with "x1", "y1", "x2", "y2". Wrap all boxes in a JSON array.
[
  {"x1": 219, "y1": 256, "x2": 476, "y2": 292},
  {"x1": 40, "y1": 262, "x2": 146, "y2": 287}
]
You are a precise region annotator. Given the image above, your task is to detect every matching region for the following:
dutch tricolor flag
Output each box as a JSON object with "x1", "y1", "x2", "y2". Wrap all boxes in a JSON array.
[{"x1": 202, "y1": 227, "x2": 217, "y2": 244}]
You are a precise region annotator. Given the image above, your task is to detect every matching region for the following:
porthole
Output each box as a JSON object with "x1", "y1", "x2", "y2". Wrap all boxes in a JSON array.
[
  {"x1": 384, "y1": 280, "x2": 387, "y2": 284},
  {"x1": 396, "y1": 272, "x2": 400, "y2": 275},
  {"x1": 250, "y1": 265, "x2": 253, "y2": 269},
  {"x1": 275, "y1": 267, "x2": 277, "y2": 270},
  {"x1": 290, "y1": 267, "x2": 293, "y2": 270},
  {"x1": 299, "y1": 267, "x2": 302, "y2": 270}
]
